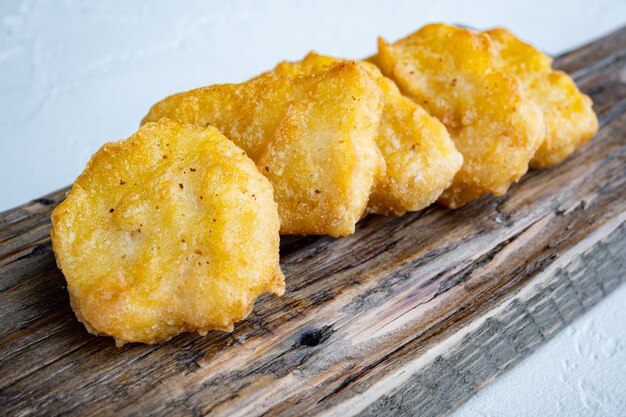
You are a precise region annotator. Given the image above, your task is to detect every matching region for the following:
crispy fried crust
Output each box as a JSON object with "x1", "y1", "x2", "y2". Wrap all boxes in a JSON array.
[
  {"x1": 376, "y1": 23, "x2": 545, "y2": 208},
  {"x1": 51, "y1": 119, "x2": 284, "y2": 345},
  {"x1": 273, "y1": 52, "x2": 463, "y2": 216},
  {"x1": 143, "y1": 62, "x2": 384, "y2": 236},
  {"x1": 487, "y1": 28, "x2": 598, "y2": 168}
]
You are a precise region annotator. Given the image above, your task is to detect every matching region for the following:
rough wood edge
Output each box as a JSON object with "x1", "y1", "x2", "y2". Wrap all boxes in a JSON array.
[{"x1": 352, "y1": 213, "x2": 626, "y2": 416}]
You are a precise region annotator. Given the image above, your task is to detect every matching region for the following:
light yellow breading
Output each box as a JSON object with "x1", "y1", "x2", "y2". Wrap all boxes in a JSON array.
[
  {"x1": 487, "y1": 28, "x2": 598, "y2": 168},
  {"x1": 273, "y1": 52, "x2": 463, "y2": 216},
  {"x1": 51, "y1": 119, "x2": 284, "y2": 345},
  {"x1": 143, "y1": 62, "x2": 384, "y2": 236},
  {"x1": 376, "y1": 23, "x2": 545, "y2": 208}
]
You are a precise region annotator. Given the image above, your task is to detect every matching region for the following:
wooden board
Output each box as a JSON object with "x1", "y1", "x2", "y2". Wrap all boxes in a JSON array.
[{"x1": 1, "y1": 26, "x2": 625, "y2": 417}]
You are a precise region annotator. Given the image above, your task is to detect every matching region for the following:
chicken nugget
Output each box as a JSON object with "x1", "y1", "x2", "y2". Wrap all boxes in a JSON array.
[
  {"x1": 487, "y1": 28, "x2": 598, "y2": 168},
  {"x1": 273, "y1": 52, "x2": 463, "y2": 216},
  {"x1": 143, "y1": 62, "x2": 384, "y2": 236},
  {"x1": 376, "y1": 23, "x2": 545, "y2": 208},
  {"x1": 51, "y1": 119, "x2": 284, "y2": 345}
]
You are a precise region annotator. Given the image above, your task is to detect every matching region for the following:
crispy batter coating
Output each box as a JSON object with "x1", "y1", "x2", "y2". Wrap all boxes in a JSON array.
[
  {"x1": 376, "y1": 23, "x2": 545, "y2": 208},
  {"x1": 143, "y1": 62, "x2": 384, "y2": 236},
  {"x1": 273, "y1": 52, "x2": 463, "y2": 216},
  {"x1": 487, "y1": 28, "x2": 598, "y2": 168},
  {"x1": 51, "y1": 119, "x2": 284, "y2": 345}
]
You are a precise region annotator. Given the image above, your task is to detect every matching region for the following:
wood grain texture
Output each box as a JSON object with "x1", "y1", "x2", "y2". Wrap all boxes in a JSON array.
[{"x1": 1, "y1": 26, "x2": 625, "y2": 417}]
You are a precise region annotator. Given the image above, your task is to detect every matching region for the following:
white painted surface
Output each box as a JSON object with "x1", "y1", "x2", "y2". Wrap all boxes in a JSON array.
[{"x1": 0, "y1": 1, "x2": 624, "y2": 415}]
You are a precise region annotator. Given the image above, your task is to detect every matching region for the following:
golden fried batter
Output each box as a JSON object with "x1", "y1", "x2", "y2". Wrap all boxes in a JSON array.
[
  {"x1": 487, "y1": 28, "x2": 598, "y2": 168},
  {"x1": 273, "y1": 52, "x2": 463, "y2": 216},
  {"x1": 143, "y1": 62, "x2": 384, "y2": 236},
  {"x1": 376, "y1": 23, "x2": 545, "y2": 208},
  {"x1": 51, "y1": 119, "x2": 284, "y2": 345}
]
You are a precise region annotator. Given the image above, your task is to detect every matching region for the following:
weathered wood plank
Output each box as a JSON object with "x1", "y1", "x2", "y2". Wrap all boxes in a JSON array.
[{"x1": 0, "y1": 25, "x2": 625, "y2": 417}]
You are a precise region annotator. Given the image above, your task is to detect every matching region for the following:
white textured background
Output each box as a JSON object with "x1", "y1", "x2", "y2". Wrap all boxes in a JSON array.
[{"x1": 1, "y1": 1, "x2": 624, "y2": 415}]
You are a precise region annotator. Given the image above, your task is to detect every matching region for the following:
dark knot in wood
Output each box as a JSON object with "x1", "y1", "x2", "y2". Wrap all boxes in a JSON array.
[{"x1": 296, "y1": 326, "x2": 334, "y2": 347}]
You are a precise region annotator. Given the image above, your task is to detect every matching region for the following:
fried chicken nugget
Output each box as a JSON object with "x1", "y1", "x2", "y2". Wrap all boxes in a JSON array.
[
  {"x1": 143, "y1": 62, "x2": 384, "y2": 236},
  {"x1": 376, "y1": 23, "x2": 545, "y2": 208},
  {"x1": 51, "y1": 119, "x2": 284, "y2": 345},
  {"x1": 273, "y1": 52, "x2": 463, "y2": 216},
  {"x1": 487, "y1": 28, "x2": 598, "y2": 168}
]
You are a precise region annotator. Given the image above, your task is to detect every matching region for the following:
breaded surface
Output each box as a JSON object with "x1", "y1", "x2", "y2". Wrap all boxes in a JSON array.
[
  {"x1": 51, "y1": 119, "x2": 284, "y2": 345},
  {"x1": 274, "y1": 52, "x2": 463, "y2": 216},
  {"x1": 143, "y1": 62, "x2": 384, "y2": 236},
  {"x1": 487, "y1": 28, "x2": 598, "y2": 168},
  {"x1": 376, "y1": 23, "x2": 545, "y2": 208}
]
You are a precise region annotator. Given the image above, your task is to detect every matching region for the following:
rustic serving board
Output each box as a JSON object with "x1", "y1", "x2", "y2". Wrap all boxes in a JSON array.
[{"x1": 1, "y1": 26, "x2": 625, "y2": 417}]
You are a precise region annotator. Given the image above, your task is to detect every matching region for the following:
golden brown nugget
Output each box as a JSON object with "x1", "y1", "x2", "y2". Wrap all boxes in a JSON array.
[
  {"x1": 487, "y1": 28, "x2": 598, "y2": 168},
  {"x1": 376, "y1": 23, "x2": 545, "y2": 208},
  {"x1": 143, "y1": 62, "x2": 384, "y2": 236},
  {"x1": 51, "y1": 119, "x2": 284, "y2": 345},
  {"x1": 273, "y1": 52, "x2": 463, "y2": 216}
]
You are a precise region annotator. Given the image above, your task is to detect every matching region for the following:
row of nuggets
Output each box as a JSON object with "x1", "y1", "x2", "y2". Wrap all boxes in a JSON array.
[{"x1": 51, "y1": 23, "x2": 598, "y2": 345}]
